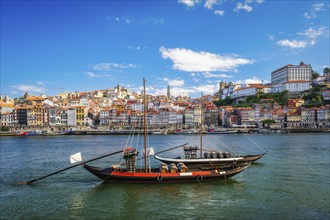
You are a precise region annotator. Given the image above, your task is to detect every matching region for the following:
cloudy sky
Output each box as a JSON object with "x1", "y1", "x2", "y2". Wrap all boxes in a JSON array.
[{"x1": 1, "y1": 0, "x2": 329, "y2": 98}]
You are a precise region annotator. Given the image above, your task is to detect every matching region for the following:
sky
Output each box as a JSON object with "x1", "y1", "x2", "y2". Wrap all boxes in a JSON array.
[{"x1": 1, "y1": 0, "x2": 329, "y2": 98}]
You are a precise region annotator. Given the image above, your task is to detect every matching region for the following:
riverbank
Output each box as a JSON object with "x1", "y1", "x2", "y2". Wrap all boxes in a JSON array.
[{"x1": 1, "y1": 128, "x2": 329, "y2": 136}]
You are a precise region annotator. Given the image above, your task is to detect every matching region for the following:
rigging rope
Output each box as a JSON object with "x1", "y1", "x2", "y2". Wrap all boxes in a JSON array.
[
  {"x1": 243, "y1": 133, "x2": 267, "y2": 153},
  {"x1": 206, "y1": 134, "x2": 238, "y2": 155}
]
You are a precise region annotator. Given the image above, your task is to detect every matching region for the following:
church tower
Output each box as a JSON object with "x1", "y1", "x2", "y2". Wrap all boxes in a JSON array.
[{"x1": 167, "y1": 85, "x2": 170, "y2": 99}]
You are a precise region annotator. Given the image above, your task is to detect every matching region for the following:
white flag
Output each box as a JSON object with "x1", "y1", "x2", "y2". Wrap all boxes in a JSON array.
[
  {"x1": 70, "y1": 152, "x2": 82, "y2": 164},
  {"x1": 145, "y1": 148, "x2": 155, "y2": 156}
]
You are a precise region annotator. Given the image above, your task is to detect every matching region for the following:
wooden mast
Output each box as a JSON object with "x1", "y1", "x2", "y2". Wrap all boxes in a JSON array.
[
  {"x1": 143, "y1": 78, "x2": 148, "y2": 173},
  {"x1": 200, "y1": 93, "x2": 204, "y2": 159}
]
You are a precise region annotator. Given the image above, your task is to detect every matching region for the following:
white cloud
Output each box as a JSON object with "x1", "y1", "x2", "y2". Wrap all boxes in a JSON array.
[
  {"x1": 91, "y1": 63, "x2": 111, "y2": 71},
  {"x1": 214, "y1": 10, "x2": 225, "y2": 16},
  {"x1": 276, "y1": 39, "x2": 307, "y2": 49},
  {"x1": 304, "y1": 3, "x2": 325, "y2": 19},
  {"x1": 84, "y1": 72, "x2": 102, "y2": 78},
  {"x1": 255, "y1": 0, "x2": 264, "y2": 4},
  {"x1": 193, "y1": 84, "x2": 219, "y2": 94},
  {"x1": 10, "y1": 84, "x2": 47, "y2": 94},
  {"x1": 156, "y1": 87, "x2": 195, "y2": 97},
  {"x1": 160, "y1": 46, "x2": 254, "y2": 72},
  {"x1": 110, "y1": 63, "x2": 137, "y2": 69},
  {"x1": 234, "y1": 3, "x2": 253, "y2": 12},
  {"x1": 244, "y1": 76, "x2": 263, "y2": 84},
  {"x1": 202, "y1": 72, "x2": 232, "y2": 78},
  {"x1": 277, "y1": 26, "x2": 328, "y2": 49},
  {"x1": 157, "y1": 83, "x2": 221, "y2": 97},
  {"x1": 91, "y1": 62, "x2": 137, "y2": 71},
  {"x1": 37, "y1": 81, "x2": 45, "y2": 86},
  {"x1": 178, "y1": 0, "x2": 201, "y2": 8},
  {"x1": 204, "y1": 0, "x2": 220, "y2": 10},
  {"x1": 83, "y1": 72, "x2": 113, "y2": 78},
  {"x1": 163, "y1": 78, "x2": 185, "y2": 87},
  {"x1": 298, "y1": 27, "x2": 327, "y2": 40}
]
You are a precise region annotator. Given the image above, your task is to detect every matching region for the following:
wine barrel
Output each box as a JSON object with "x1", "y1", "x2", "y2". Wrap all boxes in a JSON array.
[
  {"x1": 159, "y1": 163, "x2": 169, "y2": 173},
  {"x1": 169, "y1": 163, "x2": 178, "y2": 173},
  {"x1": 204, "y1": 152, "x2": 210, "y2": 158},
  {"x1": 177, "y1": 162, "x2": 188, "y2": 173}
]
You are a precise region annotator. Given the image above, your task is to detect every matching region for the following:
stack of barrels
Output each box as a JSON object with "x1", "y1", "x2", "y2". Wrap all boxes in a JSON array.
[
  {"x1": 204, "y1": 151, "x2": 232, "y2": 159},
  {"x1": 159, "y1": 162, "x2": 188, "y2": 173}
]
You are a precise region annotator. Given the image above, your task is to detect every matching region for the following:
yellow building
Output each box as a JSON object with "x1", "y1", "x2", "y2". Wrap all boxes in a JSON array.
[
  {"x1": 29, "y1": 104, "x2": 44, "y2": 126},
  {"x1": 76, "y1": 106, "x2": 88, "y2": 126}
]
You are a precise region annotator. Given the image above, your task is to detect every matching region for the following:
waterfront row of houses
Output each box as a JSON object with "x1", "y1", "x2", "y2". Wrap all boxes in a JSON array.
[
  {"x1": 219, "y1": 104, "x2": 330, "y2": 129},
  {"x1": 1, "y1": 94, "x2": 329, "y2": 129}
]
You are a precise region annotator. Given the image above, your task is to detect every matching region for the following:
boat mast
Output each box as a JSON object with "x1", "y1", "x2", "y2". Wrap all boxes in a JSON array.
[
  {"x1": 200, "y1": 93, "x2": 203, "y2": 158},
  {"x1": 143, "y1": 78, "x2": 148, "y2": 173}
]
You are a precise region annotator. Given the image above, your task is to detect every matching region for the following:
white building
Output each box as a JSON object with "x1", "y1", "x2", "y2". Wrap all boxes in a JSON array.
[
  {"x1": 232, "y1": 85, "x2": 272, "y2": 98},
  {"x1": 283, "y1": 80, "x2": 311, "y2": 92},
  {"x1": 100, "y1": 108, "x2": 111, "y2": 125},
  {"x1": 271, "y1": 61, "x2": 312, "y2": 84}
]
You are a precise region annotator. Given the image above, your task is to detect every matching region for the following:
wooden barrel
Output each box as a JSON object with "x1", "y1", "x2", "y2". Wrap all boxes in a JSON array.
[
  {"x1": 210, "y1": 152, "x2": 218, "y2": 158},
  {"x1": 159, "y1": 163, "x2": 169, "y2": 173},
  {"x1": 169, "y1": 163, "x2": 178, "y2": 173},
  {"x1": 177, "y1": 162, "x2": 188, "y2": 173}
]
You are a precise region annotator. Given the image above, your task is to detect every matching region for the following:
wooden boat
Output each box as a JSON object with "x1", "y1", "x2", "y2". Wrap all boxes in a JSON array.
[
  {"x1": 154, "y1": 95, "x2": 266, "y2": 169},
  {"x1": 82, "y1": 79, "x2": 251, "y2": 183},
  {"x1": 154, "y1": 152, "x2": 265, "y2": 169},
  {"x1": 82, "y1": 162, "x2": 250, "y2": 183}
]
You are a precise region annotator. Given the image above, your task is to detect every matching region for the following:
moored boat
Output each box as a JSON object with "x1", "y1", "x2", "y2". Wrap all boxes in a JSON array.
[
  {"x1": 82, "y1": 158, "x2": 250, "y2": 183},
  {"x1": 154, "y1": 151, "x2": 265, "y2": 169}
]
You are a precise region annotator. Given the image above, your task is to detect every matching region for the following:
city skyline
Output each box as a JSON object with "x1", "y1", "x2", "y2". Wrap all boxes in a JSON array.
[{"x1": 1, "y1": 0, "x2": 329, "y2": 98}]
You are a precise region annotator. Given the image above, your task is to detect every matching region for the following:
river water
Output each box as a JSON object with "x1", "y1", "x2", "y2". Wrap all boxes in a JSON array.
[{"x1": 0, "y1": 133, "x2": 329, "y2": 219}]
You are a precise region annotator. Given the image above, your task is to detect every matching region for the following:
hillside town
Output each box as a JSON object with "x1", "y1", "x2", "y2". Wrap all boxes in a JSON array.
[{"x1": 1, "y1": 62, "x2": 330, "y2": 134}]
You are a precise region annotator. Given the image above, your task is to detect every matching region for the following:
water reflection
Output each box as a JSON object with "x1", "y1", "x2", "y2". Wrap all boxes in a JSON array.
[{"x1": 65, "y1": 178, "x2": 248, "y2": 219}]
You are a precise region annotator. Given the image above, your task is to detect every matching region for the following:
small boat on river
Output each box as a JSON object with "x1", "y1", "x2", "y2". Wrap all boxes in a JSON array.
[
  {"x1": 154, "y1": 149, "x2": 265, "y2": 170},
  {"x1": 82, "y1": 148, "x2": 250, "y2": 183}
]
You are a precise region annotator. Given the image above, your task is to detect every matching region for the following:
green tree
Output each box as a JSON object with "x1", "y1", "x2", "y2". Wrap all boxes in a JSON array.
[
  {"x1": 213, "y1": 96, "x2": 234, "y2": 107},
  {"x1": 0, "y1": 126, "x2": 10, "y2": 132},
  {"x1": 312, "y1": 70, "x2": 320, "y2": 79},
  {"x1": 262, "y1": 119, "x2": 276, "y2": 128}
]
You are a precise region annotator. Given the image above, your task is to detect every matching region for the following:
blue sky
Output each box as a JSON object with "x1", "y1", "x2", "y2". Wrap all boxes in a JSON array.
[{"x1": 1, "y1": 0, "x2": 329, "y2": 98}]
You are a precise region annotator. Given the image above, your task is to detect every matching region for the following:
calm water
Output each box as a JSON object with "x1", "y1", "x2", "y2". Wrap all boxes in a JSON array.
[{"x1": 0, "y1": 133, "x2": 329, "y2": 219}]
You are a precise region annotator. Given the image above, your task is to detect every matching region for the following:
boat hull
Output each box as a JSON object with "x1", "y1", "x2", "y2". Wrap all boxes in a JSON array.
[
  {"x1": 242, "y1": 153, "x2": 266, "y2": 162},
  {"x1": 82, "y1": 163, "x2": 250, "y2": 183},
  {"x1": 154, "y1": 153, "x2": 265, "y2": 169}
]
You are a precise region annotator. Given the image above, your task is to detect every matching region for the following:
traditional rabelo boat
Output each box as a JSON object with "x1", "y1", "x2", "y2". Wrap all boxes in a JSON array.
[
  {"x1": 154, "y1": 151, "x2": 265, "y2": 170},
  {"x1": 81, "y1": 79, "x2": 251, "y2": 183},
  {"x1": 154, "y1": 95, "x2": 266, "y2": 170}
]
